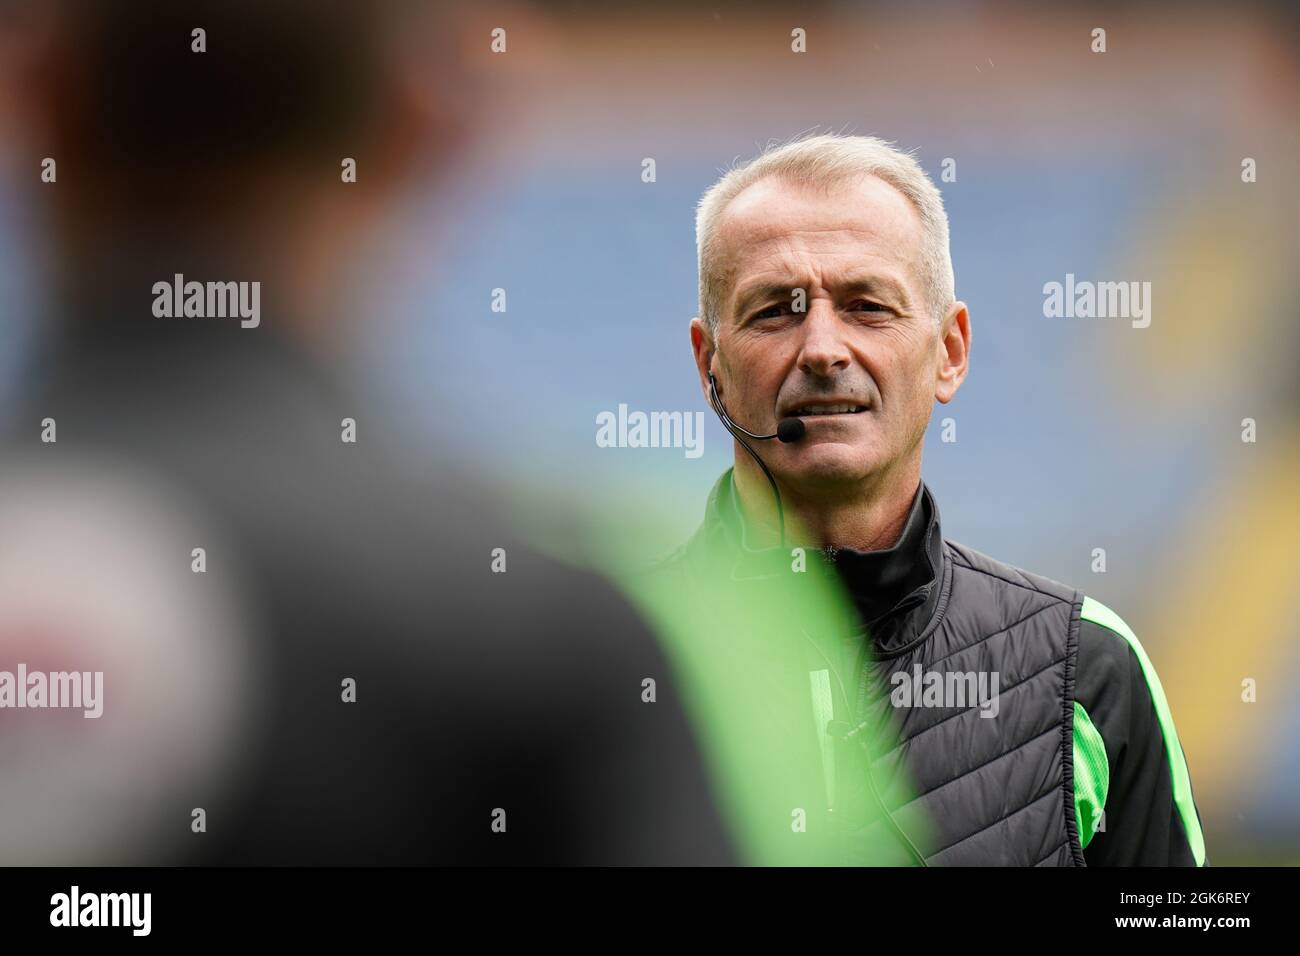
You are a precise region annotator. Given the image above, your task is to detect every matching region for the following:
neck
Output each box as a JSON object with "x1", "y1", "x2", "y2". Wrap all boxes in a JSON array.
[{"x1": 732, "y1": 450, "x2": 922, "y2": 552}]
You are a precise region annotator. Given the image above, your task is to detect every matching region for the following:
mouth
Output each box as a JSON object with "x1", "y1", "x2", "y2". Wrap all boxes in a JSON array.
[{"x1": 785, "y1": 402, "x2": 869, "y2": 418}]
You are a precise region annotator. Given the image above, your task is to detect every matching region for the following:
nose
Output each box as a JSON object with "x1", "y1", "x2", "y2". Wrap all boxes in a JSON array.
[{"x1": 795, "y1": 301, "x2": 852, "y2": 378}]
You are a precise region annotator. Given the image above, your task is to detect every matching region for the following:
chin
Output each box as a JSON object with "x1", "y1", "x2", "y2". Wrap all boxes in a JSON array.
[{"x1": 779, "y1": 442, "x2": 879, "y2": 490}]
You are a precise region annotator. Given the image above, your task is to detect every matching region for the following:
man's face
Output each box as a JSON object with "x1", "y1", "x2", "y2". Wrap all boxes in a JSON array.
[{"x1": 694, "y1": 173, "x2": 964, "y2": 497}]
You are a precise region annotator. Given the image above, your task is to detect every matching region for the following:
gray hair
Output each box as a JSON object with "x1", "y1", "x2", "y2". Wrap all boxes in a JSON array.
[{"x1": 695, "y1": 133, "x2": 955, "y2": 336}]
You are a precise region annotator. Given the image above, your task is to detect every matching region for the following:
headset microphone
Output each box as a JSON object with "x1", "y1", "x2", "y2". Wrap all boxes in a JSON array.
[
  {"x1": 776, "y1": 417, "x2": 807, "y2": 443},
  {"x1": 706, "y1": 371, "x2": 804, "y2": 547}
]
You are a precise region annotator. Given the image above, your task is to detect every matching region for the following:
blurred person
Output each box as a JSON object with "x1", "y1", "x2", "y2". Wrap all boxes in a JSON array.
[
  {"x1": 0, "y1": 0, "x2": 734, "y2": 865},
  {"x1": 645, "y1": 133, "x2": 1208, "y2": 865}
]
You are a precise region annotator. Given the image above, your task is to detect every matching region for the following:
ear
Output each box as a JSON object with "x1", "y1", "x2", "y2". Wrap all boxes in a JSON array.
[
  {"x1": 934, "y1": 301, "x2": 971, "y2": 405},
  {"x1": 690, "y1": 316, "x2": 716, "y2": 402}
]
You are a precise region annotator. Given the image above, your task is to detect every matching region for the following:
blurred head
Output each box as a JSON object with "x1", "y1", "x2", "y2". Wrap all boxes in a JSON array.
[
  {"x1": 690, "y1": 134, "x2": 971, "y2": 501},
  {"x1": 1, "y1": 0, "x2": 485, "y2": 349}
]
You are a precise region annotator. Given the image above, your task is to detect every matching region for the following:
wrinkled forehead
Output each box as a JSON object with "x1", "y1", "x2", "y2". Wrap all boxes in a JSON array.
[{"x1": 712, "y1": 172, "x2": 926, "y2": 308}]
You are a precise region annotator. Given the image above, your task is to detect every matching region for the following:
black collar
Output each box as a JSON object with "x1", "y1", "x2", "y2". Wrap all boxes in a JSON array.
[{"x1": 708, "y1": 468, "x2": 945, "y2": 656}]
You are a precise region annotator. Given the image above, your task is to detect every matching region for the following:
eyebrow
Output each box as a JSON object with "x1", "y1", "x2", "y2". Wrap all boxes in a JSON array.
[{"x1": 731, "y1": 274, "x2": 913, "y2": 319}]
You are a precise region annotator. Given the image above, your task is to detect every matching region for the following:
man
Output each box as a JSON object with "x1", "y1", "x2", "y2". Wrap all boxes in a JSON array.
[
  {"x1": 641, "y1": 133, "x2": 1207, "y2": 866},
  {"x1": 0, "y1": 0, "x2": 734, "y2": 865}
]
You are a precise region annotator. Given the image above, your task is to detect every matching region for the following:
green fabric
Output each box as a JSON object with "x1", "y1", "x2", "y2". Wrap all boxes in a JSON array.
[
  {"x1": 616, "y1": 468, "x2": 931, "y2": 865},
  {"x1": 1079, "y1": 596, "x2": 1207, "y2": 866},
  {"x1": 809, "y1": 669, "x2": 835, "y2": 809},
  {"x1": 1072, "y1": 701, "x2": 1109, "y2": 849}
]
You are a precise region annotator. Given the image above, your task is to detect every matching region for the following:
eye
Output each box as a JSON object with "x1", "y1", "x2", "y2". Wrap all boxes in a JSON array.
[
  {"x1": 752, "y1": 303, "x2": 791, "y2": 320},
  {"x1": 849, "y1": 300, "x2": 889, "y2": 313}
]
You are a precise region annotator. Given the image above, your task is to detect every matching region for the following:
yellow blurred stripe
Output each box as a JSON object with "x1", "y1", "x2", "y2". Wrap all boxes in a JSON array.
[{"x1": 1145, "y1": 424, "x2": 1300, "y2": 812}]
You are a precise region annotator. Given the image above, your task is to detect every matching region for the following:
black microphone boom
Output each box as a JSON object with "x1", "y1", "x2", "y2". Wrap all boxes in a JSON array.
[{"x1": 706, "y1": 372, "x2": 804, "y2": 547}]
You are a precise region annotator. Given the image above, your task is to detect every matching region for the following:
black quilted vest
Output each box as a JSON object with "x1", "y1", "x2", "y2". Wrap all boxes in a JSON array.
[{"x1": 644, "y1": 470, "x2": 1087, "y2": 866}]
